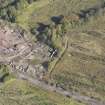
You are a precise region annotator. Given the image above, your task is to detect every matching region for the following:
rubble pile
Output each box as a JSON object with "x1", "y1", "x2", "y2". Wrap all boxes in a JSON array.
[{"x1": 0, "y1": 23, "x2": 50, "y2": 79}]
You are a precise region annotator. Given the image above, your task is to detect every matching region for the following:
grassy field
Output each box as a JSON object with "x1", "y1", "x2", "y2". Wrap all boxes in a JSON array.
[
  {"x1": 16, "y1": 0, "x2": 50, "y2": 29},
  {"x1": 15, "y1": 0, "x2": 101, "y2": 28},
  {"x1": 0, "y1": 79, "x2": 85, "y2": 105}
]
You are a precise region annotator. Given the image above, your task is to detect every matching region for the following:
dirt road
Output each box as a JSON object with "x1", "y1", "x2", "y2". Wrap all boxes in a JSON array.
[{"x1": 17, "y1": 72, "x2": 105, "y2": 105}]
